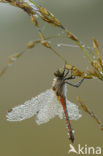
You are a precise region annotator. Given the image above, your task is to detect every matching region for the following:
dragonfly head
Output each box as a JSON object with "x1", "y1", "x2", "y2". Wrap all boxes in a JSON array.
[
  {"x1": 54, "y1": 68, "x2": 64, "y2": 78},
  {"x1": 53, "y1": 67, "x2": 67, "y2": 97}
]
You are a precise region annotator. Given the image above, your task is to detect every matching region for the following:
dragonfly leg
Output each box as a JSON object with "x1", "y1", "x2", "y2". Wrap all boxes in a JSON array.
[
  {"x1": 64, "y1": 70, "x2": 69, "y2": 78},
  {"x1": 64, "y1": 69, "x2": 76, "y2": 80},
  {"x1": 65, "y1": 78, "x2": 84, "y2": 88}
]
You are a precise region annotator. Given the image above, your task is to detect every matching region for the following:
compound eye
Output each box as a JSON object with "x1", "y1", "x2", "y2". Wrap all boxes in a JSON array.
[{"x1": 54, "y1": 68, "x2": 64, "y2": 77}]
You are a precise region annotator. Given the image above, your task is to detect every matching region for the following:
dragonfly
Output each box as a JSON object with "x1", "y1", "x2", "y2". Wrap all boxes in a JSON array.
[{"x1": 6, "y1": 68, "x2": 84, "y2": 143}]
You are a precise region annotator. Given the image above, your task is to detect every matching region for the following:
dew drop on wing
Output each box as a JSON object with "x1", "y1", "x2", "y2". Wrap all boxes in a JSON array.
[
  {"x1": 6, "y1": 89, "x2": 53, "y2": 122},
  {"x1": 66, "y1": 100, "x2": 82, "y2": 120},
  {"x1": 6, "y1": 89, "x2": 82, "y2": 124},
  {"x1": 6, "y1": 89, "x2": 62, "y2": 122}
]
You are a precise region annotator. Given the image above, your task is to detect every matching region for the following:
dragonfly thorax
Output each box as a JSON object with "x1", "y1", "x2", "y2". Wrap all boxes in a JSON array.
[{"x1": 52, "y1": 77, "x2": 67, "y2": 97}]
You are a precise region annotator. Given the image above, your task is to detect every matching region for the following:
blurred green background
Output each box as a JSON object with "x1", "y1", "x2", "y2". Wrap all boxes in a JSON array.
[{"x1": 0, "y1": 0, "x2": 103, "y2": 155}]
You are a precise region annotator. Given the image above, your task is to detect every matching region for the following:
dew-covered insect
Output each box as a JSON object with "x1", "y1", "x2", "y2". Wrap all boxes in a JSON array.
[{"x1": 6, "y1": 68, "x2": 84, "y2": 143}]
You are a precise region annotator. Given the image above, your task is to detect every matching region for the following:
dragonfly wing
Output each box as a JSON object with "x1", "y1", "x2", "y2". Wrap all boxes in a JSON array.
[
  {"x1": 35, "y1": 89, "x2": 63, "y2": 125},
  {"x1": 6, "y1": 88, "x2": 80, "y2": 123},
  {"x1": 6, "y1": 89, "x2": 54, "y2": 122},
  {"x1": 66, "y1": 100, "x2": 82, "y2": 120}
]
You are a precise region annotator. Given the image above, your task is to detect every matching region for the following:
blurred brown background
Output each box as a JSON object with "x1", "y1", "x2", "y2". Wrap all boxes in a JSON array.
[{"x1": 0, "y1": 0, "x2": 103, "y2": 155}]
